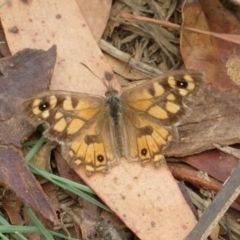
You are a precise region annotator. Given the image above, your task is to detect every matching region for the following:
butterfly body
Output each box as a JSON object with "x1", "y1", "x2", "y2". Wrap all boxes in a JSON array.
[
  {"x1": 105, "y1": 88, "x2": 124, "y2": 156},
  {"x1": 22, "y1": 70, "x2": 204, "y2": 175}
]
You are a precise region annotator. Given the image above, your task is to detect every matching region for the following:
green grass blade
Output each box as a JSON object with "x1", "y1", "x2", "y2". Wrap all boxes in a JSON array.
[
  {"x1": 24, "y1": 206, "x2": 54, "y2": 240},
  {"x1": 23, "y1": 136, "x2": 111, "y2": 212},
  {"x1": 24, "y1": 136, "x2": 46, "y2": 162},
  {"x1": 29, "y1": 163, "x2": 111, "y2": 212},
  {"x1": 0, "y1": 214, "x2": 30, "y2": 240},
  {"x1": 0, "y1": 226, "x2": 78, "y2": 240}
]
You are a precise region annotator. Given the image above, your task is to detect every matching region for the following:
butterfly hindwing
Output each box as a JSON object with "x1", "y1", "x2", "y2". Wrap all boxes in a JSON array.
[
  {"x1": 122, "y1": 106, "x2": 176, "y2": 166},
  {"x1": 62, "y1": 114, "x2": 119, "y2": 174}
]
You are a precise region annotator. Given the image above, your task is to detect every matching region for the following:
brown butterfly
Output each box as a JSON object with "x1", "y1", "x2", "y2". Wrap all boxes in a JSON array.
[{"x1": 22, "y1": 70, "x2": 204, "y2": 175}]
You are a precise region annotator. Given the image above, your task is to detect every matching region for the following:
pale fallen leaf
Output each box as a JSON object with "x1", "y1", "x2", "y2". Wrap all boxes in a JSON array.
[{"x1": 76, "y1": 0, "x2": 112, "y2": 41}]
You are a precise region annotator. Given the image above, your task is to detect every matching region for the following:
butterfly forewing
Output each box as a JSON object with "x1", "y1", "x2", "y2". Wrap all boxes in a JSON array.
[
  {"x1": 22, "y1": 91, "x2": 104, "y2": 141},
  {"x1": 121, "y1": 70, "x2": 204, "y2": 125}
]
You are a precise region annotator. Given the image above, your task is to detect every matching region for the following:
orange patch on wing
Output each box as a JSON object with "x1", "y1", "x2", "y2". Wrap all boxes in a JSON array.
[
  {"x1": 128, "y1": 99, "x2": 153, "y2": 111},
  {"x1": 54, "y1": 118, "x2": 67, "y2": 132},
  {"x1": 67, "y1": 118, "x2": 85, "y2": 134},
  {"x1": 148, "y1": 106, "x2": 168, "y2": 119}
]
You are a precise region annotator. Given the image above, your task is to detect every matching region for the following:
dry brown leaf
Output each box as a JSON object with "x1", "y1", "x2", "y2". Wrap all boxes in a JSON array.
[
  {"x1": 27, "y1": 142, "x2": 56, "y2": 184},
  {"x1": 0, "y1": 46, "x2": 57, "y2": 223},
  {"x1": 181, "y1": 148, "x2": 239, "y2": 183},
  {"x1": 41, "y1": 182, "x2": 60, "y2": 215},
  {"x1": 181, "y1": 0, "x2": 240, "y2": 90},
  {"x1": 0, "y1": 145, "x2": 57, "y2": 222},
  {"x1": 168, "y1": 162, "x2": 222, "y2": 192},
  {"x1": 2, "y1": 190, "x2": 24, "y2": 225},
  {"x1": 0, "y1": 46, "x2": 56, "y2": 146}
]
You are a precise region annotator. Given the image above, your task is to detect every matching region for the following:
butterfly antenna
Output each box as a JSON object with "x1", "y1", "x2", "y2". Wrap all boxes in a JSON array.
[
  {"x1": 81, "y1": 62, "x2": 117, "y2": 88},
  {"x1": 122, "y1": 53, "x2": 134, "y2": 75},
  {"x1": 80, "y1": 62, "x2": 112, "y2": 89}
]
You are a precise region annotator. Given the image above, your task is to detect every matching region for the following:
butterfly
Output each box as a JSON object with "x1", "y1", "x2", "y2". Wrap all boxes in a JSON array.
[{"x1": 22, "y1": 70, "x2": 204, "y2": 175}]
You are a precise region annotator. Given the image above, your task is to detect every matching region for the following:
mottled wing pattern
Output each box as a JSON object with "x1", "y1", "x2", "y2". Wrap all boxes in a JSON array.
[
  {"x1": 22, "y1": 91, "x2": 119, "y2": 174},
  {"x1": 121, "y1": 70, "x2": 204, "y2": 166},
  {"x1": 22, "y1": 70, "x2": 204, "y2": 175}
]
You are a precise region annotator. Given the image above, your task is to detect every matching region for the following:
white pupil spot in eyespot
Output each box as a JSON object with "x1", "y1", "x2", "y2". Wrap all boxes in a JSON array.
[
  {"x1": 97, "y1": 155, "x2": 104, "y2": 162},
  {"x1": 176, "y1": 80, "x2": 188, "y2": 88},
  {"x1": 39, "y1": 102, "x2": 50, "y2": 111},
  {"x1": 141, "y1": 148, "x2": 148, "y2": 156}
]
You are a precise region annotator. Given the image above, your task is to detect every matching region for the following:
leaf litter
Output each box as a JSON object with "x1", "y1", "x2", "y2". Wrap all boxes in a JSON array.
[{"x1": 1, "y1": 0, "x2": 240, "y2": 239}]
